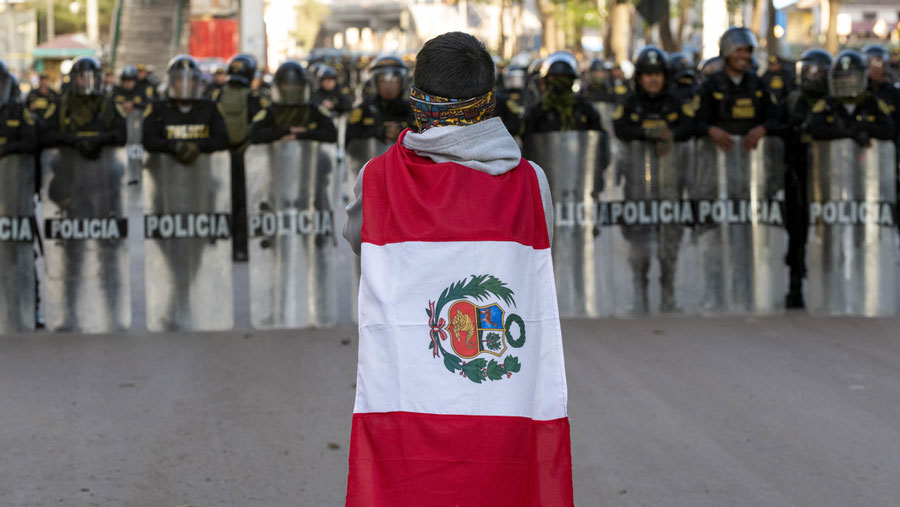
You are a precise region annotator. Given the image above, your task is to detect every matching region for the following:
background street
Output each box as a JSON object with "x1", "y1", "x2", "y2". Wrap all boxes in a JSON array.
[{"x1": 3, "y1": 309, "x2": 899, "y2": 507}]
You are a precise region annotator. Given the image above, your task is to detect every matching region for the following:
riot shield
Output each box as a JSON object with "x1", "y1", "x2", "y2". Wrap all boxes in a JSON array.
[
  {"x1": 523, "y1": 130, "x2": 610, "y2": 317},
  {"x1": 593, "y1": 101, "x2": 616, "y2": 135},
  {"x1": 143, "y1": 151, "x2": 233, "y2": 331},
  {"x1": 245, "y1": 141, "x2": 340, "y2": 329},
  {"x1": 806, "y1": 139, "x2": 898, "y2": 316},
  {"x1": 600, "y1": 141, "x2": 699, "y2": 315},
  {"x1": 693, "y1": 136, "x2": 787, "y2": 315},
  {"x1": 0, "y1": 154, "x2": 37, "y2": 333},
  {"x1": 41, "y1": 147, "x2": 131, "y2": 332},
  {"x1": 343, "y1": 137, "x2": 389, "y2": 322},
  {"x1": 125, "y1": 110, "x2": 144, "y2": 205}
]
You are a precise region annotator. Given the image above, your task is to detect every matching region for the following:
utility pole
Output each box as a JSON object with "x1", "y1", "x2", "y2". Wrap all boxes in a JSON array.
[
  {"x1": 45, "y1": 0, "x2": 54, "y2": 41},
  {"x1": 87, "y1": 0, "x2": 99, "y2": 43}
]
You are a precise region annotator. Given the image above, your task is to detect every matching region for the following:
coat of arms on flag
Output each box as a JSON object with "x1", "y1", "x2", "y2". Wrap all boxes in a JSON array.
[{"x1": 426, "y1": 274, "x2": 526, "y2": 383}]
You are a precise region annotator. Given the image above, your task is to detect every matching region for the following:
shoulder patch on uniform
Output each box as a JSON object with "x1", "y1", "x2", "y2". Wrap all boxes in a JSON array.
[
  {"x1": 812, "y1": 99, "x2": 825, "y2": 113},
  {"x1": 115, "y1": 104, "x2": 128, "y2": 118},
  {"x1": 6, "y1": 119, "x2": 20, "y2": 127},
  {"x1": 877, "y1": 99, "x2": 891, "y2": 115},
  {"x1": 667, "y1": 112, "x2": 679, "y2": 122},
  {"x1": 252, "y1": 109, "x2": 267, "y2": 122},
  {"x1": 692, "y1": 95, "x2": 701, "y2": 111},
  {"x1": 22, "y1": 110, "x2": 34, "y2": 125},
  {"x1": 612, "y1": 104, "x2": 624, "y2": 120},
  {"x1": 615, "y1": 85, "x2": 627, "y2": 95},
  {"x1": 755, "y1": 90, "x2": 763, "y2": 97},
  {"x1": 143, "y1": 104, "x2": 154, "y2": 118},
  {"x1": 712, "y1": 91, "x2": 724, "y2": 100},
  {"x1": 349, "y1": 107, "x2": 363, "y2": 124},
  {"x1": 682, "y1": 103, "x2": 695, "y2": 118},
  {"x1": 211, "y1": 89, "x2": 221, "y2": 101},
  {"x1": 317, "y1": 105, "x2": 332, "y2": 117},
  {"x1": 260, "y1": 97, "x2": 271, "y2": 108},
  {"x1": 342, "y1": 87, "x2": 351, "y2": 94},
  {"x1": 629, "y1": 113, "x2": 640, "y2": 122},
  {"x1": 43, "y1": 103, "x2": 56, "y2": 119},
  {"x1": 146, "y1": 86, "x2": 154, "y2": 96}
]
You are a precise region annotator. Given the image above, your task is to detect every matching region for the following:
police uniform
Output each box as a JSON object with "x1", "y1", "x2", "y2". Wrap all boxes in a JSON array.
[
  {"x1": 26, "y1": 88, "x2": 58, "y2": 117},
  {"x1": 142, "y1": 99, "x2": 229, "y2": 158},
  {"x1": 694, "y1": 70, "x2": 784, "y2": 136},
  {"x1": 523, "y1": 97, "x2": 602, "y2": 134},
  {"x1": 346, "y1": 97, "x2": 416, "y2": 143},
  {"x1": 493, "y1": 87, "x2": 527, "y2": 137},
  {"x1": 612, "y1": 93, "x2": 695, "y2": 142},
  {"x1": 805, "y1": 95, "x2": 896, "y2": 143},
  {"x1": 761, "y1": 67, "x2": 795, "y2": 104},
  {"x1": 311, "y1": 86, "x2": 354, "y2": 116},
  {"x1": 210, "y1": 85, "x2": 268, "y2": 148},
  {"x1": 581, "y1": 82, "x2": 613, "y2": 103},
  {"x1": 250, "y1": 103, "x2": 337, "y2": 144},
  {"x1": 0, "y1": 101, "x2": 37, "y2": 158},
  {"x1": 40, "y1": 94, "x2": 127, "y2": 157},
  {"x1": 669, "y1": 75, "x2": 697, "y2": 103},
  {"x1": 111, "y1": 85, "x2": 149, "y2": 110}
]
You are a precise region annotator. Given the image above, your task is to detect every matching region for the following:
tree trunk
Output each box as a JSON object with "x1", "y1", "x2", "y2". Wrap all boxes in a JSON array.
[
  {"x1": 750, "y1": 0, "x2": 765, "y2": 36},
  {"x1": 676, "y1": 0, "x2": 690, "y2": 48},
  {"x1": 825, "y1": 0, "x2": 841, "y2": 54},
  {"x1": 497, "y1": 0, "x2": 506, "y2": 57},
  {"x1": 659, "y1": 7, "x2": 677, "y2": 51},
  {"x1": 825, "y1": 0, "x2": 839, "y2": 54},
  {"x1": 766, "y1": 0, "x2": 777, "y2": 55},
  {"x1": 610, "y1": 1, "x2": 631, "y2": 63}
]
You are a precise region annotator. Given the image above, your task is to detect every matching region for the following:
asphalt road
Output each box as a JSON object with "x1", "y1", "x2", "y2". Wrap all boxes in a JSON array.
[{"x1": 2, "y1": 314, "x2": 899, "y2": 507}]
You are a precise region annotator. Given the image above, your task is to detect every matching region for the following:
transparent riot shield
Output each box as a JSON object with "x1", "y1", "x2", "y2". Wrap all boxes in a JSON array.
[
  {"x1": 523, "y1": 130, "x2": 610, "y2": 317},
  {"x1": 245, "y1": 141, "x2": 340, "y2": 329},
  {"x1": 601, "y1": 141, "x2": 699, "y2": 315},
  {"x1": 41, "y1": 147, "x2": 131, "y2": 332},
  {"x1": 593, "y1": 101, "x2": 616, "y2": 136},
  {"x1": 693, "y1": 136, "x2": 787, "y2": 315},
  {"x1": 125, "y1": 110, "x2": 144, "y2": 206},
  {"x1": 806, "y1": 139, "x2": 898, "y2": 316},
  {"x1": 0, "y1": 154, "x2": 37, "y2": 333},
  {"x1": 143, "y1": 151, "x2": 233, "y2": 331},
  {"x1": 343, "y1": 137, "x2": 389, "y2": 322}
]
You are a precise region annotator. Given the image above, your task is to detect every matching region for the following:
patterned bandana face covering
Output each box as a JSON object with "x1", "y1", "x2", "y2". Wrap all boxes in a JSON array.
[{"x1": 409, "y1": 86, "x2": 496, "y2": 131}]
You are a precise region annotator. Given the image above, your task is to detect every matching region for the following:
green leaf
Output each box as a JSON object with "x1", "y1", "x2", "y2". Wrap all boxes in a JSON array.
[
  {"x1": 428, "y1": 340, "x2": 434, "y2": 349},
  {"x1": 485, "y1": 332, "x2": 502, "y2": 351},
  {"x1": 461, "y1": 358, "x2": 488, "y2": 384},
  {"x1": 503, "y1": 355, "x2": 521, "y2": 373},
  {"x1": 486, "y1": 359, "x2": 506, "y2": 381},
  {"x1": 443, "y1": 353, "x2": 462, "y2": 373}
]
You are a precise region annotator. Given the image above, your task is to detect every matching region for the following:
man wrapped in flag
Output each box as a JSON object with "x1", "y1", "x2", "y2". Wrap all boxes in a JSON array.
[{"x1": 343, "y1": 32, "x2": 574, "y2": 506}]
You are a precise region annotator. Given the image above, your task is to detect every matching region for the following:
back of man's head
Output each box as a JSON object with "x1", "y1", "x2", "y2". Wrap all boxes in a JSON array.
[{"x1": 414, "y1": 32, "x2": 495, "y2": 99}]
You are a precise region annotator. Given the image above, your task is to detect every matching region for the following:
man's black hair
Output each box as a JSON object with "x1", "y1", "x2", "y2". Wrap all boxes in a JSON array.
[{"x1": 414, "y1": 32, "x2": 495, "y2": 99}]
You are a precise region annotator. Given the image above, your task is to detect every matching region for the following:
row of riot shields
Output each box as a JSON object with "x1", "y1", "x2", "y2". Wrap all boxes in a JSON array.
[{"x1": 525, "y1": 131, "x2": 899, "y2": 318}]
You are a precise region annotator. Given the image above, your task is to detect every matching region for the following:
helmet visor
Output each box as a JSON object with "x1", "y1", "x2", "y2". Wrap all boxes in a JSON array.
[
  {"x1": 830, "y1": 71, "x2": 867, "y2": 99},
  {"x1": 71, "y1": 69, "x2": 103, "y2": 95},
  {"x1": 167, "y1": 68, "x2": 202, "y2": 100},
  {"x1": 503, "y1": 69, "x2": 526, "y2": 90},
  {"x1": 272, "y1": 82, "x2": 308, "y2": 105},
  {"x1": 0, "y1": 76, "x2": 12, "y2": 104},
  {"x1": 799, "y1": 62, "x2": 829, "y2": 95}
]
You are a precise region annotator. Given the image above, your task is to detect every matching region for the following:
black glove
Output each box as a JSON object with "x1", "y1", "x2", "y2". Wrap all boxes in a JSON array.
[
  {"x1": 75, "y1": 138, "x2": 101, "y2": 159},
  {"x1": 174, "y1": 142, "x2": 201, "y2": 165},
  {"x1": 851, "y1": 129, "x2": 870, "y2": 148}
]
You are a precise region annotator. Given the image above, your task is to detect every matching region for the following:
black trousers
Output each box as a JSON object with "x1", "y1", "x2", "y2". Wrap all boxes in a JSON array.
[
  {"x1": 230, "y1": 147, "x2": 247, "y2": 257},
  {"x1": 784, "y1": 146, "x2": 808, "y2": 280}
]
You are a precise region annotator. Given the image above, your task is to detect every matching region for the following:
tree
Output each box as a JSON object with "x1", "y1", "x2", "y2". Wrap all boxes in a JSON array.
[
  {"x1": 825, "y1": 0, "x2": 839, "y2": 54},
  {"x1": 292, "y1": 0, "x2": 329, "y2": 52},
  {"x1": 31, "y1": 0, "x2": 116, "y2": 43}
]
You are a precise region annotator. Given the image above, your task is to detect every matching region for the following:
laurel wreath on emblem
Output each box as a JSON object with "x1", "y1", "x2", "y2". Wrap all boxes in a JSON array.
[{"x1": 426, "y1": 274, "x2": 526, "y2": 384}]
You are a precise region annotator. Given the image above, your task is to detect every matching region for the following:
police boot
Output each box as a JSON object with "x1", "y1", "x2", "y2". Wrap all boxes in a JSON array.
[
  {"x1": 660, "y1": 277, "x2": 678, "y2": 313},
  {"x1": 632, "y1": 279, "x2": 649, "y2": 314},
  {"x1": 786, "y1": 274, "x2": 805, "y2": 309}
]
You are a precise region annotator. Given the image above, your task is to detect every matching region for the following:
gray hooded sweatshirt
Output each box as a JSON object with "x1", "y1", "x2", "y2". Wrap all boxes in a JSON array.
[{"x1": 342, "y1": 117, "x2": 553, "y2": 254}]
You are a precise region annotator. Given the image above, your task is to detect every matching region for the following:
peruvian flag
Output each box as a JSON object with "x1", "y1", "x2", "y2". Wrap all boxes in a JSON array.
[{"x1": 346, "y1": 130, "x2": 574, "y2": 506}]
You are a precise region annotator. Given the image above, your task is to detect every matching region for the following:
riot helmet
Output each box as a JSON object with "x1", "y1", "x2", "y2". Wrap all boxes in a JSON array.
[
  {"x1": 585, "y1": 58, "x2": 608, "y2": 88},
  {"x1": 540, "y1": 51, "x2": 578, "y2": 79},
  {"x1": 0, "y1": 60, "x2": 13, "y2": 105},
  {"x1": 227, "y1": 53, "x2": 257, "y2": 86},
  {"x1": 633, "y1": 46, "x2": 668, "y2": 95},
  {"x1": 165, "y1": 55, "x2": 203, "y2": 100},
  {"x1": 316, "y1": 65, "x2": 338, "y2": 82},
  {"x1": 667, "y1": 52, "x2": 695, "y2": 81},
  {"x1": 273, "y1": 60, "x2": 309, "y2": 105},
  {"x1": 796, "y1": 49, "x2": 832, "y2": 97},
  {"x1": 719, "y1": 27, "x2": 758, "y2": 59},
  {"x1": 120, "y1": 65, "x2": 138, "y2": 82},
  {"x1": 830, "y1": 50, "x2": 868, "y2": 100},
  {"x1": 862, "y1": 44, "x2": 889, "y2": 83},
  {"x1": 502, "y1": 65, "x2": 527, "y2": 91},
  {"x1": 697, "y1": 56, "x2": 724, "y2": 84},
  {"x1": 69, "y1": 57, "x2": 104, "y2": 96},
  {"x1": 369, "y1": 55, "x2": 408, "y2": 100}
]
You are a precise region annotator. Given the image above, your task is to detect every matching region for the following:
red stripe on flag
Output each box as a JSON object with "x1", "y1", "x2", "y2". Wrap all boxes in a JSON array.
[
  {"x1": 346, "y1": 411, "x2": 574, "y2": 507},
  {"x1": 361, "y1": 131, "x2": 551, "y2": 249}
]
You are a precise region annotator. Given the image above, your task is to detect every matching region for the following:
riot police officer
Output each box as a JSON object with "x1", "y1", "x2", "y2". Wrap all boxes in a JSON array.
[
  {"x1": 142, "y1": 55, "x2": 229, "y2": 163},
  {"x1": 523, "y1": 51, "x2": 603, "y2": 134},
  {"x1": 41, "y1": 57, "x2": 126, "y2": 158},
  {"x1": 696, "y1": 56, "x2": 724, "y2": 86},
  {"x1": 310, "y1": 65, "x2": 353, "y2": 117},
  {"x1": 134, "y1": 63, "x2": 157, "y2": 102},
  {"x1": 204, "y1": 63, "x2": 228, "y2": 98},
  {"x1": 783, "y1": 49, "x2": 832, "y2": 308},
  {"x1": 346, "y1": 55, "x2": 415, "y2": 144},
  {"x1": 862, "y1": 45, "x2": 900, "y2": 122},
  {"x1": 695, "y1": 27, "x2": 784, "y2": 152},
  {"x1": 0, "y1": 63, "x2": 37, "y2": 158},
  {"x1": 609, "y1": 61, "x2": 632, "y2": 103},
  {"x1": 806, "y1": 50, "x2": 895, "y2": 145},
  {"x1": 667, "y1": 52, "x2": 697, "y2": 103},
  {"x1": 212, "y1": 53, "x2": 269, "y2": 261},
  {"x1": 26, "y1": 73, "x2": 58, "y2": 118},
  {"x1": 613, "y1": 46, "x2": 695, "y2": 312},
  {"x1": 581, "y1": 58, "x2": 613, "y2": 103},
  {"x1": 762, "y1": 55, "x2": 795, "y2": 104},
  {"x1": 251, "y1": 61, "x2": 337, "y2": 144},
  {"x1": 111, "y1": 65, "x2": 148, "y2": 114},
  {"x1": 494, "y1": 63, "x2": 529, "y2": 136}
]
